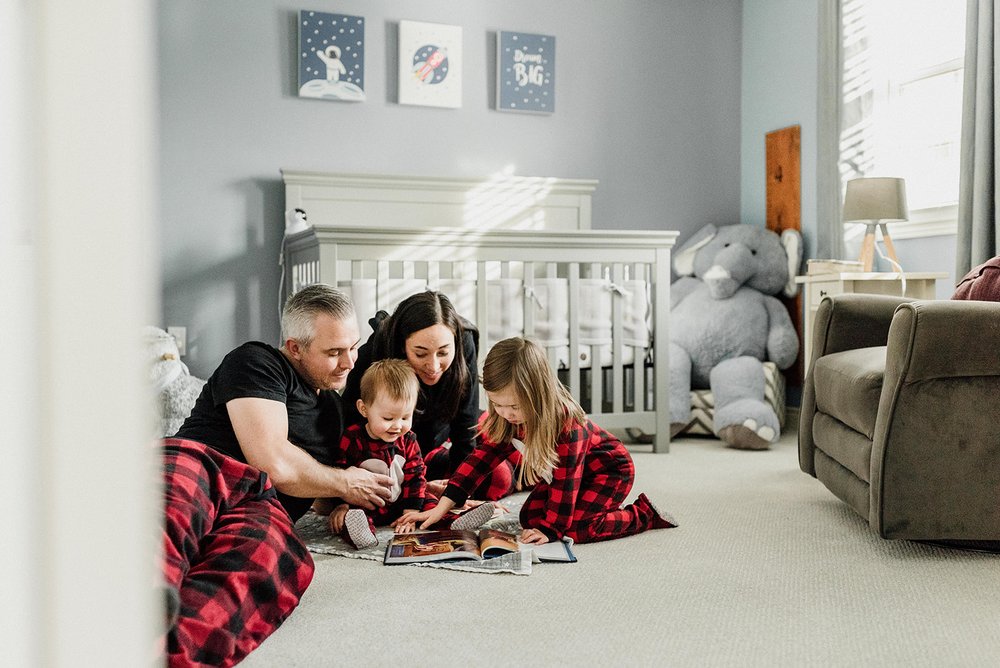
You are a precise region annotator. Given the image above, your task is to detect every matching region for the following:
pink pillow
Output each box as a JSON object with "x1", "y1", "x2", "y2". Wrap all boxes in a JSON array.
[{"x1": 953, "y1": 256, "x2": 1000, "y2": 302}]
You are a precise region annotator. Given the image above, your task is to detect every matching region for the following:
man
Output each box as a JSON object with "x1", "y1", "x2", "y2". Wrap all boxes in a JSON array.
[{"x1": 161, "y1": 284, "x2": 393, "y2": 667}]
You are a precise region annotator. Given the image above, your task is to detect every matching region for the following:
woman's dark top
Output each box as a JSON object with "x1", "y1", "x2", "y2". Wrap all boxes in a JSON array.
[{"x1": 342, "y1": 316, "x2": 480, "y2": 477}]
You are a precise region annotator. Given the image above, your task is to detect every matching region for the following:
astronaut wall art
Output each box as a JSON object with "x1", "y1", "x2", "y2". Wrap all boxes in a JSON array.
[{"x1": 297, "y1": 11, "x2": 366, "y2": 102}]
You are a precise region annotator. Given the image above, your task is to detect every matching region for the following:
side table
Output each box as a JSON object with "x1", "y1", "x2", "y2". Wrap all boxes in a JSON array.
[{"x1": 795, "y1": 272, "x2": 948, "y2": 368}]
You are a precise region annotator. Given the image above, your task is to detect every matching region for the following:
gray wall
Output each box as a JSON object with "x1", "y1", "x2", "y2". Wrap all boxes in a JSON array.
[
  {"x1": 740, "y1": 0, "x2": 818, "y2": 241},
  {"x1": 739, "y1": 0, "x2": 958, "y2": 297},
  {"x1": 158, "y1": 0, "x2": 744, "y2": 377}
]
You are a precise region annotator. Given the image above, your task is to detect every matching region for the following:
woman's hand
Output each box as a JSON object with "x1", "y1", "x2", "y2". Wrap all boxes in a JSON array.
[
  {"x1": 520, "y1": 528, "x2": 549, "y2": 545},
  {"x1": 327, "y1": 503, "x2": 349, "y2": 533}
]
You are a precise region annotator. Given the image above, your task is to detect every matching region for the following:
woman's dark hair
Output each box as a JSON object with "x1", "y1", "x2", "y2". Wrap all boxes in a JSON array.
[{"x1": 372, "y1": 291, "x2": 470, "y2": 421}]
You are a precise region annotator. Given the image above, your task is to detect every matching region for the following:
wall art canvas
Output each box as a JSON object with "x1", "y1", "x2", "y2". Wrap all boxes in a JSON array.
[
  {"x1": 298, "y1": 10, "x2": 365, "y2": 101},
  {"x1": 398, "y1": 20, "x2": 462, "y2": 108},
  {"x1": 497, "y1": 31, "x2": 555, "y2": 114}
]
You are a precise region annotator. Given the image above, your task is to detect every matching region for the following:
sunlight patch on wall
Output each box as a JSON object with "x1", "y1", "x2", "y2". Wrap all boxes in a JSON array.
[{"x1": 463, "y1": 166, "x2": 555, "y2": 230}]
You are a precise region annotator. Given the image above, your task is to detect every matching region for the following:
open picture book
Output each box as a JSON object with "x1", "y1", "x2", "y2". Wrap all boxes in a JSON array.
[{"x1": 383, "y1": 528, "x2": 577, "y2": 565}]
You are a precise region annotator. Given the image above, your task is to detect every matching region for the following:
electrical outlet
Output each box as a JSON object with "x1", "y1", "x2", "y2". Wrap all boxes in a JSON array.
[{"x1": 167, "y1": 326, "x2": 187, "y2": 357}]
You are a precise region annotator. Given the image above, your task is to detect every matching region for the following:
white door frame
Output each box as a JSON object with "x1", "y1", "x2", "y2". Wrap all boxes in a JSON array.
[{"x1": 1, "y1": 0, "x2": 159, "y2": 664}]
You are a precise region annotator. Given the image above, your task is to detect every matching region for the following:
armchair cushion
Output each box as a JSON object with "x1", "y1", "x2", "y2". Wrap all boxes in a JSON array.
[
  {"x1": 812, "y1": 413, "x2": 873, "y2": 484},
  {"x1": 813, "y1": 346, "x2": 886, "y2": 439}
]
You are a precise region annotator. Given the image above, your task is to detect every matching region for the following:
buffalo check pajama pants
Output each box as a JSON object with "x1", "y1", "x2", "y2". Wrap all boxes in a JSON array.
[
  {"x1": 160, "y1": 438, "x2": 314, "y2": 667},
  {"x1": 518, "y1": 460, "x2": 662, "y2": 543},
  {"x1": 450, "y1": 419, "x2": 669, "y2": 543}
]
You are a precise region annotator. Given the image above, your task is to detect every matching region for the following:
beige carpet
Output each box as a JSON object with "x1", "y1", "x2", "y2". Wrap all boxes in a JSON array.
[{"x1": 242, "y1": 425, "x2": 1000, "y2": 667}]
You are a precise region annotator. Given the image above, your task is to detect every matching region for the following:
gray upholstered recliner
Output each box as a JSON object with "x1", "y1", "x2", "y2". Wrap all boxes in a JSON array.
[{"x1": 799, "y1": 293, "x2": 1000, "y2": 545}]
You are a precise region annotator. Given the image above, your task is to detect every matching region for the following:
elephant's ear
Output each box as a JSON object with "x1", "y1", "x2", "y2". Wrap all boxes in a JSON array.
[
  {"x1": 781, "y1": 229, "x2": 803, "y2": 297},
  {"x1": 673, "y1": 224, "x2": 718, "y2": 276}
]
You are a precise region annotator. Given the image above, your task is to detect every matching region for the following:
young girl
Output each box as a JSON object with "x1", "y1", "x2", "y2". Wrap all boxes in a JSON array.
[{"x1": 397, "y1": 337, "x2": 676, "y2": 545}]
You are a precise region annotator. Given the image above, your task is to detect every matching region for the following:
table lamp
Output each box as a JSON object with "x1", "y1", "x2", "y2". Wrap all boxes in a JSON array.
[{"x1": 842, "y1": 177, "x2": 908, "y2": 272}]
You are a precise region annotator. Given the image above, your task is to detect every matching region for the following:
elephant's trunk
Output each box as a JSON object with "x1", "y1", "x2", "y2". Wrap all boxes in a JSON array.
[{"x1": 703, "y1": 244, "x2": 754, "y2": 299}]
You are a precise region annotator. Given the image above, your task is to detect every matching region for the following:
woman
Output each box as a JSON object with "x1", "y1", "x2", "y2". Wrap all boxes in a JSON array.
[{"x1": 343, "y1": 291, "x2": 517, "y2": 500}]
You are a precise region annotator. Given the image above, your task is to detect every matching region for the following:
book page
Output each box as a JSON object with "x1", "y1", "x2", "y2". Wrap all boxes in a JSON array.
[
  {"x1": 477, "y1": 529, "x2": 519, "y2": 558},
  {"x1": 520, "y1": 537, "x2": 577, "y2": 563},
  {"x1": 384, "y1": 530, "x2": 481, "y2": 563}
]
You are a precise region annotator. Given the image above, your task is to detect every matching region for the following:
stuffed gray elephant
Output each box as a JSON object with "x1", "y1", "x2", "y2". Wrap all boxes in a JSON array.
[{"x1": 670, "y1": 223, "x2": 801, "y2": 449}]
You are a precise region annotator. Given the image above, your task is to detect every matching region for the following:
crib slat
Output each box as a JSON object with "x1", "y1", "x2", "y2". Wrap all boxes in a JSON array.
[
  {"x1": 654, "y1": 247, "x2": 671, "y2": 452},
  {"x1": 318, "y1": 240, "x2": 338, "y2": 286},
  {"x1": 635, "y1": 263, "x2": 650, "y2": 413},
  {"x1": 476, "y1": 260, "x2": 489, "y2": 364},
  {"x1": 377, "y1": 261, "x2": 390, "y2": 312},
  {"x1": 610, "y1": 263, "x2": 625, "y2": 414},
  {"x1": 567, "y1": 262, "x2": 581, "y2": 402},
  {"x1": 635, "y1": 343, "x2": 646, "y2": 412},
  {"x1": 523, "y1": 263, "x2": 535, "y2": 338},
  {"x1": 590, "y1": 346, "x2": 603, "y2": 415}
]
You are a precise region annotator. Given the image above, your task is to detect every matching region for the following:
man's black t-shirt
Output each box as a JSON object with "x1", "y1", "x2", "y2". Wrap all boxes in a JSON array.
[{"x1": 175, "y1": 341, "x2": 344, "y2": 521}]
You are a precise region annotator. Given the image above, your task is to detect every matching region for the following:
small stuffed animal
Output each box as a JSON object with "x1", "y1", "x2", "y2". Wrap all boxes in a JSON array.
[
  {"x1": 284, "y1": 208, "x2": 310, "y2": 235},
  {"x1": 142, "y1": 326, "x2": 206, "y2": 437},
  {"x1": 669, "y1": 223, "x2": 802, "y2": 450}
]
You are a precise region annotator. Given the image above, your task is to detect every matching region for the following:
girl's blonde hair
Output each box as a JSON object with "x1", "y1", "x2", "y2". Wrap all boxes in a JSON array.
[{"x1": 480, "y1": 337, "x2": 585, "y2": 487}]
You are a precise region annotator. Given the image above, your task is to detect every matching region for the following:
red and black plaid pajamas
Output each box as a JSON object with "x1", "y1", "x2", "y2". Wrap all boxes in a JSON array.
[
  {"x1": 331, "y1": 424, "x2": 428, "y2": 528},
  {"x1": 446, "y1": 418, "x2": 660, "y2": 543},
  {"x1": 424, "y1": 443, "x2": 519, "y2": 501},
  {"x1": 160, "y1": 438, "x2": 314, "y2": 668}
]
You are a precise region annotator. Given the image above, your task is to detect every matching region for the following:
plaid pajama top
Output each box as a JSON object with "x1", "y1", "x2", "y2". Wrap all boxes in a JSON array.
[
  {"x1": 444, "y1": 417, "x2": 635, "y2": 540},
  {"x1": 331, "y1": 423, "x2": 427, "y2": 511}
]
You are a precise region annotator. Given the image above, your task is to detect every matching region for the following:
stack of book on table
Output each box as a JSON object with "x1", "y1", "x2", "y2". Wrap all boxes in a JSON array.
[{"x1": 806, "y1": 259, "x2": 864, "y2": 275}]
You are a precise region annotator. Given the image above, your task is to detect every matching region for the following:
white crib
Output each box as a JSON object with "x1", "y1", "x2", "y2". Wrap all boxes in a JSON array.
[{"x1": 280, "y1": 170, "x2": 678, "y2": 452}]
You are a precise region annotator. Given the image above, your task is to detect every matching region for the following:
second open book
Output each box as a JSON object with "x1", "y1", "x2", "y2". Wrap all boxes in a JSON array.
[{"x1": 383, "y1": 528, "x2": 576, "y2": 565}]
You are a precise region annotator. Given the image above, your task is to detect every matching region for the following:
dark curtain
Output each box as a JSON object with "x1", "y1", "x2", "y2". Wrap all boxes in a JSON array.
[{"x1": 957, "y1": 0, "x2": 1000, "y2": 275}]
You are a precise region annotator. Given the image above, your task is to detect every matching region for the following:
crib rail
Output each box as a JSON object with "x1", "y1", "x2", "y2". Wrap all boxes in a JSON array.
[{"x1": 284, "y1": 225, "x2": 677, "y2": 452}]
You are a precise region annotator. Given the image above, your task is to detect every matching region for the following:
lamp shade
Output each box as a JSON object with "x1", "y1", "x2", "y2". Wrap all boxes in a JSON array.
[{"x1": 842, "y1": 177, "x2": 909, "y2": 223}]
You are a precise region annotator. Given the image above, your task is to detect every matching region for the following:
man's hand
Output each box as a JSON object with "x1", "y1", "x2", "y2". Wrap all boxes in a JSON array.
[{"x1": 340, "y1": 466, "x2": 393, "y2": 510}]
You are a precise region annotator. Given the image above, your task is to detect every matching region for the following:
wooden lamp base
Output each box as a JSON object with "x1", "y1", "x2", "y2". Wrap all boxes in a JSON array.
[{"x1": 858, "y1": 221, "x2": 899, "y2": 272}]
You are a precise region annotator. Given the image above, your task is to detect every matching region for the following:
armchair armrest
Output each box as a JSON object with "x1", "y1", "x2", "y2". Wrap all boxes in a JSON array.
[
  {"x1": 799, "y1": 293, "x2": 910, "y2": 475},
  {"x1": 871, "y1": 299, "x2": 1000, "y2": 540},
  {"x1": 810, "y1": 293, "x2": 912, "y2": 361}
]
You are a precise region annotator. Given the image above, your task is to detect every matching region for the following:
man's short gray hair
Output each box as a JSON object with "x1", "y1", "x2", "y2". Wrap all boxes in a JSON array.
[{"x1": 281, "y1": 284, "x2": 355, "y2": 346}]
